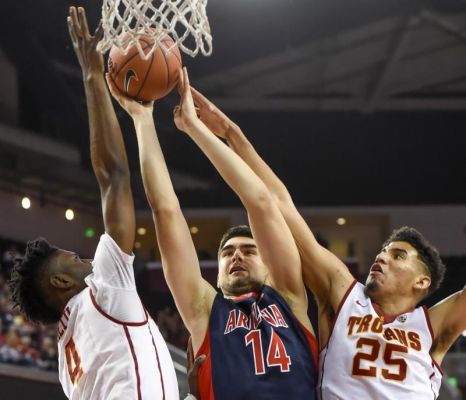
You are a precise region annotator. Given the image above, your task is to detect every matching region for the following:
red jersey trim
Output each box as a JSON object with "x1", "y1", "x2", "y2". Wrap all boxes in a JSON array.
[
  {"x1": 124, "y1": 326, "x2": 142, "y2": 400},
  {"x1": 296, "y1": 319, "x2": 318, "y2": 368},
  {"x1": 372, "y1": 303, "x2": 415, "y2": 324},
  {"x1": 227, "y1": 291, "x2": 260, "y2": 302},
  {"x1": 320, "y1": 279, "x2": 357, "y2": 351},
  {"x1": 89, "y1": 290, "x2": 148, "y2": 326},
  {"x1": 422, "y1": 305, "x2": 445, "y2": 376},
  {"x1": 148, "y1": 323, "x2": 166, "y2": 400},
  {"x1": 195, "y1": 329, "x2": 214, "y2": 400}
]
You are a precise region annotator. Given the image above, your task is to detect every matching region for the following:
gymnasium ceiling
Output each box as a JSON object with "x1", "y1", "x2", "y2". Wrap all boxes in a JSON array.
[{"x1": 0, "y1": 0, "x2": 465, "y2": 214}]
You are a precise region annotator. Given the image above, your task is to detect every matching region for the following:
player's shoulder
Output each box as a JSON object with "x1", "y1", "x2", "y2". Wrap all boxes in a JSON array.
[{"x1": 93, "y1": 233, "x2": 135, "y2": 263}]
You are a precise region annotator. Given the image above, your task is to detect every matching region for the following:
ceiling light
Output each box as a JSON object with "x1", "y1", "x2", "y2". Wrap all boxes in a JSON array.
[
  {"x1": 65, "y1": 209, "x2": 75, "y2": 221},
  {"x1": 21, "y1": 197, "x2": 31, "y2": 210}
]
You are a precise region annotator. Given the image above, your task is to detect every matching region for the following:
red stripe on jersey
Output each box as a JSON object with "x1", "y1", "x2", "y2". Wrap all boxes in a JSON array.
[
  {"x1": 90, "y1": 290, "x2": 148, "y2": 326},
  {"x1": 124, "y1": 326, "x2": 142, "y2": 400},
  {"x1": 423, "y1": 305, "x2": 435, "y2": 340},
  {"x1": 320, "y1": 279, "x2": 357, "y2": 350},
  {"x1": 422, "y1": 305, "x2": 444, "y2": 376},
  {"x1": 372, "y1": 303, "x2": 415, "y2": 324},
  {"x1": 195, "y1": 329, "x2": 214, "y2": 400},
  {"x1": 296, "y1": 319, "x2": 318, "y2": 369},
  {"x1": 228, "y1": 292, "x2": 260, "y2": 302},
  {"x1": 148, "y1": 323, "x2": 166, "y2": 400}
]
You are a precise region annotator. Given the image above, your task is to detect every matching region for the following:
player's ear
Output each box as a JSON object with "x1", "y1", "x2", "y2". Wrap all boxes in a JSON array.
[
  {"x1": 50, "y1": 273, "x2": 74, "y2": 289},
  {"x1": 413, "y1": 274, "x2": 431, "y2": 292}
]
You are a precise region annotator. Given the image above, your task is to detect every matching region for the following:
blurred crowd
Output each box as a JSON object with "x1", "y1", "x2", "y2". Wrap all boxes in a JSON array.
[
  {"x1": 155, "y1": 306, "x2": 189, "y2": 349},
  {"x1": 0, "y1": 241, "x2": 58, "y2": 370}
]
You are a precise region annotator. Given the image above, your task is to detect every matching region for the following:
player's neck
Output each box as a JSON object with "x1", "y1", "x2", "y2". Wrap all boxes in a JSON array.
[{"x1": 370, "y1": 295, "x2": 417, "y2": 318}]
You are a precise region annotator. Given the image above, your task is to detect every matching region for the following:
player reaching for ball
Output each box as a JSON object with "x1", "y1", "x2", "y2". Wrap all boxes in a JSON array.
[
  {"x1": 8, "y1": 7, "x2": 178, "y2": 399},
  {"x1": 107, "y1": 31, "x2": 182, "y2": 102},
  {"x1": 188, "y1": 86, "x2": 466, "y2": 399},
  {"x1": 107, "y1": 67, "x2": 318, "y2": 400}
]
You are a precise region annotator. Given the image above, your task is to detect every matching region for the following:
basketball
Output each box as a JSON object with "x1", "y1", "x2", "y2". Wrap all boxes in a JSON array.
[{"x1": 107, "y1": 32, "x2": 182, "y2": 102}]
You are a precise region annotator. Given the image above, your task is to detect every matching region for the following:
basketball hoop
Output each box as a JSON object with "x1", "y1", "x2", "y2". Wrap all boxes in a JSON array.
[{"x1": 97, "y1": 0, "x2": 213, "y2": 59}]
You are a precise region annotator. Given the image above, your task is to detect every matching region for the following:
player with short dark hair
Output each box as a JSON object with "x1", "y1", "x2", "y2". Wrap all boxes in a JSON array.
[
  {"x1": 10, "y1": 238, "x2": 61, "y2": 323},
  {"x1": 106, "y1": 67, "x2": 318, "y2": 400},
  {"x1": 379, "y1": 226, "x2": 445, "y2": 295},
  {"x1": 217, "y1": 225, "x2": 253, "y2": 254},
  {"x1": 8, "y1": 7, "x2": 178, "y2": 399},
  {"x1": 189, "y1": 87, "x2": 465, "y2": 399}
]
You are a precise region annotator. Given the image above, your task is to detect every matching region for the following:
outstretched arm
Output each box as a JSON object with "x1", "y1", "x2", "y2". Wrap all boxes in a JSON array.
[
  {"x1": 68, "y1": 7, "x2": 134, "y2": 254},
  {"x1": 106, "y1": 77, "x2": 215, "y2": 351},
  {"x1": 429, "y1": 285, "x2": 466, "y2": 364},
  {"x1": 176, "y1": 69, "x2": 307, "y2": 314},
  {"x1": 191, "y1": 88, "x2": 353, "y2": 313}
]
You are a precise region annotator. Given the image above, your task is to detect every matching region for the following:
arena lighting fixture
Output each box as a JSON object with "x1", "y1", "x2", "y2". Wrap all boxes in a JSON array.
[
  {"x1": 65, "y1": 208, "x2": 75, "y2": 221},
  {"x1": 21, "y1": 196, "x2": 31, "y2": 210},
  {"x1": 134, "y1": 241, "x2": 142, "y2": 249},
  {"x1": 190, "y1": 226, "x2": 199, "y2": 234},
  {"x1": 137, "y1": 227, "x2": 147, "y2": 236},
  {"x1": 84, "y1": 228, "x2": 95, "y2": 238},
  {"x1": 336, "y1": 217, "x2": 346, "y2": 226}
]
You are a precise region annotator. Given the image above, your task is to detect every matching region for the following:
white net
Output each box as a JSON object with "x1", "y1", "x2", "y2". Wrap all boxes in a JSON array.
[{"x1": 97, "y1": 0, "x2": 212, "y2": 59}]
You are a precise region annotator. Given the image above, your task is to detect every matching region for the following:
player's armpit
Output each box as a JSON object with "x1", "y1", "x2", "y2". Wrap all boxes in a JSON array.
[{"x1": 428, "y1": 285, "x2": 466, "y2": 363}]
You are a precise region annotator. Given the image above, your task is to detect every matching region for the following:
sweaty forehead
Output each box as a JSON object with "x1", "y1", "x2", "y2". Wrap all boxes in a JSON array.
[
  {"x1": 384, "y1": 241, "x2": 418, "y2": 256},
  {"x1": 222, "y1": 236, "x2": 256, "y2": 250},
  {"x1": 48, "y1": 249, "x2": 73, "y2": 269}
]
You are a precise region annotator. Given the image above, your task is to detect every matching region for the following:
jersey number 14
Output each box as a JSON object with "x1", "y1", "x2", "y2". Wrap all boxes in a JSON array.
[{"x1": 245, "y1": 328, "x2": 291, "y2": 375}]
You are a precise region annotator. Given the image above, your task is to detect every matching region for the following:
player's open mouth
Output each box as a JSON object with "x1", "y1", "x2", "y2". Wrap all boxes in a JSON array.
[
  {"x1": 229, "y1": 265, "x2": 246, "y2": 274},
  {"x1": 370, "y1": 264, "x2": 383, "y2": 274}
]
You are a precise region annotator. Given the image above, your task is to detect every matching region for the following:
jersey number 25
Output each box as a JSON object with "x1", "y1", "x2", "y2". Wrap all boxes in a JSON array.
[{"x1": 352, "y1": 338, "x2": 407, "y2": 381}]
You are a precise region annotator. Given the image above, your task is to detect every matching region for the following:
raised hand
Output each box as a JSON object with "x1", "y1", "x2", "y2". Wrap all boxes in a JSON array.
[
  {"x1": 67, "y1": 6, "x2": 104, "y2": 79},
  {"x1": 174, "y1": 67, "x2": 201, "y2": 133},
  {"x1": 190, "y1": 87, "x2": 237, "y2": 139},
  {"x1": 105, "y1": 74, "x2": 154, "y2": 119}
]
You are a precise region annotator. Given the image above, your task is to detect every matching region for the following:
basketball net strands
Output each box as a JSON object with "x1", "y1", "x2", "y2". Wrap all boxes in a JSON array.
[{"x1": 97, "y1": 0, "x2": 213, "y2": 59}]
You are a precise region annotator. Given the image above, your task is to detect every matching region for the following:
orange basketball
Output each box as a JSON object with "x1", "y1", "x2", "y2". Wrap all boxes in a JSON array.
[{"x1": 107, "y1": 32, "x2": 182, "y2": 102}]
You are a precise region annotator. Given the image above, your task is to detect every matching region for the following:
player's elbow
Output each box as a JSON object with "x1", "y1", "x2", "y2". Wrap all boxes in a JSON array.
[
  {"x1": 97, "y1": 167, "x2": 131, "y2": 193},
  {"x1": 242, "y1": 187, "x2": 274, "y2": 213},
  {"x1": 152, "y1": 202, "x2": 182, "y2": 221},
  {"x1": 93, "y1": 154, "x2": 130, "y2": 178}
]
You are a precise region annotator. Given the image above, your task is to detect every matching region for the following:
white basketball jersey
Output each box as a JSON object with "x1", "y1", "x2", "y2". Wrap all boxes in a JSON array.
[
  {"x1": 57, "y1": 234, "x2": 179, "y2": 400},
  {"x1": 318, "y1": 281, "x2": 442, "y2": 400}
]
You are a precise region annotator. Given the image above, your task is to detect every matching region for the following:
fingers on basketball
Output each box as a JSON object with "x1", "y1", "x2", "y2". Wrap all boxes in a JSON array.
[{"x1": 108, "y1": 33, "x2": 183, "y2": 102}]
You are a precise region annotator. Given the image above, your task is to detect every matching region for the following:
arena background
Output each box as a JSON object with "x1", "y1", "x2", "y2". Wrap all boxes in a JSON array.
[{"x1": 0, "y1": 0, "x2": 465, "y2": 398}]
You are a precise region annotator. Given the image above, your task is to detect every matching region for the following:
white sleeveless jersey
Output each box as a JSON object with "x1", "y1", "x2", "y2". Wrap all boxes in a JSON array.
[
  {"x1": 57, "y1": 234, "x2": 179, "y2": 400},
  {"x1": 318, "y1": 281, "x2": 442, "y2": 400}
]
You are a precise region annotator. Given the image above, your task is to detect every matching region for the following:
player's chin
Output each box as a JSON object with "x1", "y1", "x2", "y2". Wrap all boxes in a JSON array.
[{"x1": 365, "y1": 277, "x2": 382, "y2": 294}]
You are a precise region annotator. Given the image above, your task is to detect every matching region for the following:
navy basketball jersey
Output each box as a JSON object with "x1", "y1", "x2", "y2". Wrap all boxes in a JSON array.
[{"x1": 197, "y1": 285, "x2": 318, "y2": 400}]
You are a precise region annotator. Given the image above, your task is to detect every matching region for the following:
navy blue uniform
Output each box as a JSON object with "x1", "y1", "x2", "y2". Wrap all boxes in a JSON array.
[{"x1": 197, "y1": 285, "x2": 317, "y2": 400}]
